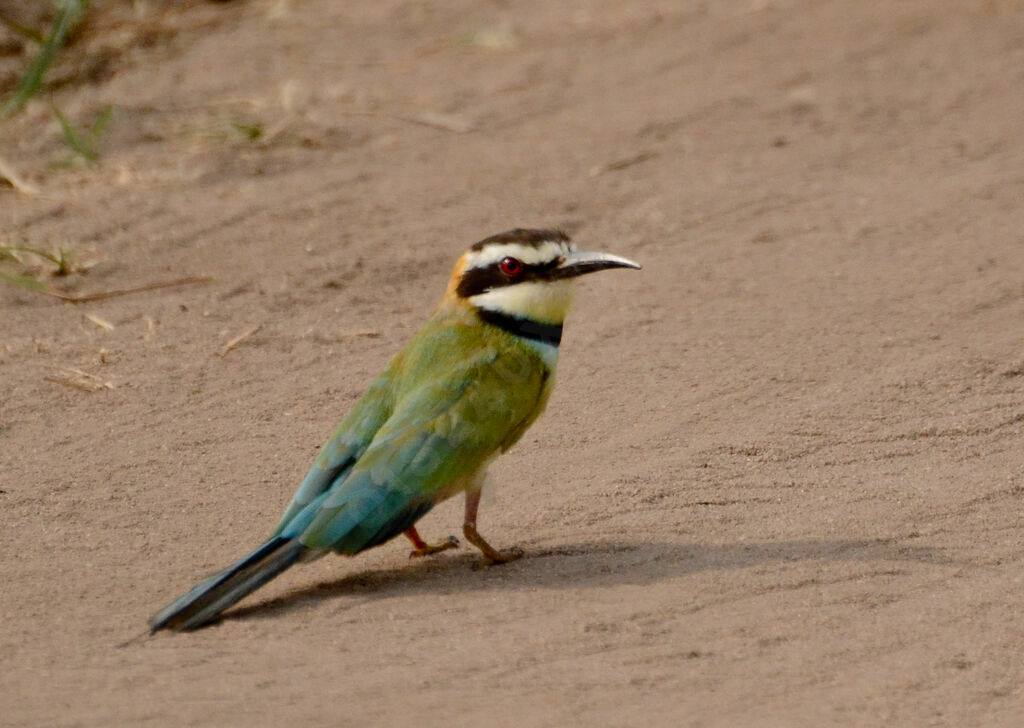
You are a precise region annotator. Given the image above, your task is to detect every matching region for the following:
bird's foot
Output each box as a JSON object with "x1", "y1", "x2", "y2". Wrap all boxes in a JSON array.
[
  {"x1": 463, "y1": 522, "x2": 523, "y2": 566},
  {"x1": 473, "y1": 545, "x2": 524, "y2": 568},
  {"x1": 409, "y1": 535, "x2": 459, "y2": 559}
]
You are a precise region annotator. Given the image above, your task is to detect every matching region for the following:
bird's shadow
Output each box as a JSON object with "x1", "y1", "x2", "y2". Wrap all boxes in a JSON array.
[{"x1": 223, "y1": 537, "x2": 949, "y2": 627}]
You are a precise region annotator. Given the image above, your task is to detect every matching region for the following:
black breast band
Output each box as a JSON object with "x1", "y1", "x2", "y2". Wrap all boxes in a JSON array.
[{"x1": 476, "y1": 308, "x2": 562, "y2": 346}]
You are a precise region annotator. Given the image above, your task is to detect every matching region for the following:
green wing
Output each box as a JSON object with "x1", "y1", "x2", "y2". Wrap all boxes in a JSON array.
[
  {"x1": 291, "y1": 340, "x2": 548, "y2": 554},
  {"x1": 272, "y1": 369, "x2": 396, "y2": 535}
]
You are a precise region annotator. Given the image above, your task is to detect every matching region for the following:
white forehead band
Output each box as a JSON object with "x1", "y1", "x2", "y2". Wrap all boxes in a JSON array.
[{"x1": 464, "y1": 240, "x2": 574, "y2": 271}]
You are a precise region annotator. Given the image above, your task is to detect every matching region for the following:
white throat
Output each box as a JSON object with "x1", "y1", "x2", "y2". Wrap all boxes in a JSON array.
[{"x1": 469, "y1": 279, "x2": 576, "y2": 324}]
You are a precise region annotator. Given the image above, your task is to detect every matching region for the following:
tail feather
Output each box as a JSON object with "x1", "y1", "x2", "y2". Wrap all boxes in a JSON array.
[{"x1": 150, "y1": 536, "x2": 306, "y2": 632}]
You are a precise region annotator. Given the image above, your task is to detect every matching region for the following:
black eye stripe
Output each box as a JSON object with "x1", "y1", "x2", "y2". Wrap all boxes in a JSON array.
[
  {"x1": 456, "y1": 265, "x2": 505, "y2": 298},
  {"x1": 456, "y1": 258, "x2": 562, "y2": 298}
]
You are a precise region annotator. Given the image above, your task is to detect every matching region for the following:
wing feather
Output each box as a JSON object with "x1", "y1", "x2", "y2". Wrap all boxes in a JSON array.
[
  {"x1": 297, "y1": 344, "x2": 546, "y2": 553},
  {"x1": 273, "y1": 370, "x2": 396, "y2": 534}
]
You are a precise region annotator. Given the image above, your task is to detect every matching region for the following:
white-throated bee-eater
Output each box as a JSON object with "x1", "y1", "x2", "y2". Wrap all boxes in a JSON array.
[{"x1": 150, "y1": 228, "x2": 640, "y2": 632}]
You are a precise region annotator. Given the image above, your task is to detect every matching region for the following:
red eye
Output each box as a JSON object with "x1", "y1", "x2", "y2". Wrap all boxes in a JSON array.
[{"x1": 500, "y1": 257, "x2": 524, "y2": 276}]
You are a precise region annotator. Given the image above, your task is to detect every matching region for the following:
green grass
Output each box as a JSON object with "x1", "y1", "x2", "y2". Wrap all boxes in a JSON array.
[
  {"x1": 230, "y1": 121, "x2": 263, "y2": 141},
  {"x1": 0, "y1": 269, "x2": 47, "y2": 290},
  {"x1": 53, "y1": 103, "x2": 113, "y2": 165},
  {"x1": 0, "y1": 244, "x2": 74, "y2": 275},
  {"x1": 0, "y1": 12, "x2": 45, "y2": 44},
  {"x1": 0, "y1": 0, "x2": 88, "y2": 121},
  {"x1": 0, "y1": 244, "x2": 75, "y2": 292}
]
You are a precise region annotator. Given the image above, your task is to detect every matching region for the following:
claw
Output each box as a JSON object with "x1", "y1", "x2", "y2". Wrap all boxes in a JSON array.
[
  {"x1": 463, "y1": 519, "x2": 524, "y2": 566},
  {"x1": 409, "y1": 534, "x2": 459, "y2": 559},
  {"x1": 471, "y1": 545, "x2": 524, "y2": 569}
]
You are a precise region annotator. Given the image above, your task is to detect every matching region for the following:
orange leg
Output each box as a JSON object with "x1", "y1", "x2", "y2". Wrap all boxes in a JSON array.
[
  {"x1": 404, "y1": 526, "x2": 458, "y2": 559},
  {"x1": 463, "y1": 489, "x2": 523, "y2": 565}
]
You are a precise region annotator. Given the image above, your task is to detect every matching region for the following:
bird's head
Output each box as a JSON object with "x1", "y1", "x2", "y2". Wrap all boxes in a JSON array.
[{"x1": 443, "y1": 228, "x2": 641, "y2": 325}]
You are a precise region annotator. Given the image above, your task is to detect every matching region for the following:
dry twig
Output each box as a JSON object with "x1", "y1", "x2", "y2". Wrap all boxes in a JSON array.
[{"x1": 220, "y1": 325, "x2": 262, "y2": 357}]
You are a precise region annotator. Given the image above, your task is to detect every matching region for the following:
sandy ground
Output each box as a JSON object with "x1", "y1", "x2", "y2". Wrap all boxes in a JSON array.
[{"x1": 2, "y1": 1, "x2": 1024, "y2": 725}]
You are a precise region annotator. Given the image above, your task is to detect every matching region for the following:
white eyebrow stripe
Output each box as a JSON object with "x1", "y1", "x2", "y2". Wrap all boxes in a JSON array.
[{"x1": 463, "y1": 241, "x2": 573, "y2": 270}]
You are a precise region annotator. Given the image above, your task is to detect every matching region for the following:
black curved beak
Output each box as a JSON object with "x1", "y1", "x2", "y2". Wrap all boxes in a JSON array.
[{"x1": 549, "y1": 250, "x2": 642, "y2": 280}]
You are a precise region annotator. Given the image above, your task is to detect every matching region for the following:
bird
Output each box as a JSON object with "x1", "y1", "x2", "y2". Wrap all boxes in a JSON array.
[{"x1": 149, "y1": 228, "x2": 640, "y2": 632}]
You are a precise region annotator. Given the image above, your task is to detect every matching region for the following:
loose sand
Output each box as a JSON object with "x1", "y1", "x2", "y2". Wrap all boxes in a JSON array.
[{"x1": 2, "y1": 1, "x2": 1023, "y2": 726}]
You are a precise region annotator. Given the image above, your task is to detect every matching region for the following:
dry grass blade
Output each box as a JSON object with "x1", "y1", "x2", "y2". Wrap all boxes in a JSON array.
[
  {"x1": 399, "y1": 111, "x2": 474, "y2": 134},
  {"x1": 38, "y1": 363, "x2": 114, "y2": 392},
  {"x1": 220, "y1": 325, "x2": 262, "y2": 357},
  {"x1": 43, "y1": 276, "x2": 212, "y2": 303},
  {"x1": 337, "y1": 109, "x2": 473, "y2": 134},
  {"x1": 588, "y1": 151, "x2": 659, "y2": 178},
  {"x1": 0, "y1": 154, "x2": 39, "y2": 195},
  {"x1": 84, "y1": 313, "x2": 114, "y2": 330}
]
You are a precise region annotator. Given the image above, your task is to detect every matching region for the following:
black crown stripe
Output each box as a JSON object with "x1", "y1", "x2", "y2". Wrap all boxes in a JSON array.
[{"x1": 469, "y1": 228, "x2": 569, "y2": 251}]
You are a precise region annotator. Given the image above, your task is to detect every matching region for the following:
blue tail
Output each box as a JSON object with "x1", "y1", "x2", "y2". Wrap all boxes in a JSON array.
[{"x1": 149, "y1": 536, "x2": 306, "y2": 632}]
